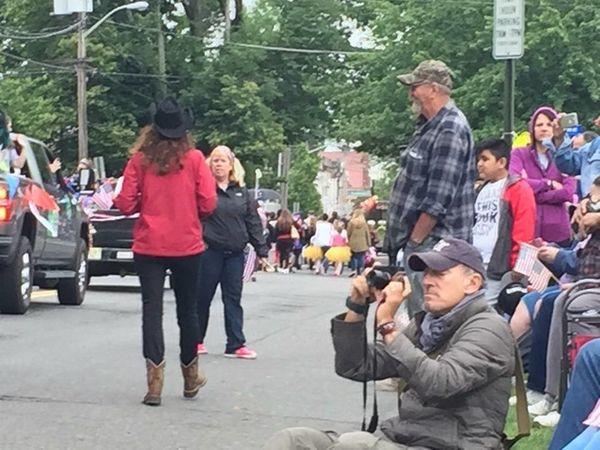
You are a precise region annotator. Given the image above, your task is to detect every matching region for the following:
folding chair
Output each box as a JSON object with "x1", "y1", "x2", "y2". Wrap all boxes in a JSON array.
[{"x1": 559, "y1": 279, "x2": 600, "y2": 409}]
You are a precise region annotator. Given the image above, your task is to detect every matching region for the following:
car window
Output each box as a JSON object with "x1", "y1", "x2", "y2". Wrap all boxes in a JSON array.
[{"x1": 29, "y1": 141, "x2": 53, "y2": 185}]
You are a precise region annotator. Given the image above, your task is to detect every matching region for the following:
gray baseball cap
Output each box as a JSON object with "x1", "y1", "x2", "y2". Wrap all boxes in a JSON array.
[
  {"x1": 408, "y1": 238, "x2": 486, "y2": 279},
  {"x1": 397, "y1": 60, "x2": 454, "y2": 90}
]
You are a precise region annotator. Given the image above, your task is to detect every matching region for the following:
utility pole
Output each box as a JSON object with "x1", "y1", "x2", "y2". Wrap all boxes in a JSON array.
[
  {"x1": 280, "y1": 147, "x2": 291, "y2": 210},
  {"x1": 157, "y1": 0, "x2": 167, "y2": 97},
  {"x1": 76, "y1": 12, "x2": 88, "y2": 161},
  {"x1": 224, "y1": 0, "x2": 231, "y2": 42},
  {"x1": 73, "y1": 2, "x2": 149, "y2": 163}
]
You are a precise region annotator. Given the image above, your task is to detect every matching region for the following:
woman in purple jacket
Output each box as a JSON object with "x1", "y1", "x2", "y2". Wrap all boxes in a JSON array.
[{"x1": 510, "y1": 106, "x2": 576, "y2": 246}]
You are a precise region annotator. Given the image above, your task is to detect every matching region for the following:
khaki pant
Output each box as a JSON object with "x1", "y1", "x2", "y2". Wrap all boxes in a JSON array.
[{"x1": 263, "y1": 427, "x2": 419, "y2": 450}]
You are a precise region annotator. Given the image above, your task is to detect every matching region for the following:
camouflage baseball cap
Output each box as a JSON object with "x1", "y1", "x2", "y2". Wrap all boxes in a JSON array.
[{"x1": 397, "y1": 60, "x2": 453, "y2": 90}]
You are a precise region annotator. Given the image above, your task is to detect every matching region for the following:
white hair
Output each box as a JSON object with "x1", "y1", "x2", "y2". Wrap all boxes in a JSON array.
[{"x1": 432, "y1": 82, "x2": 452, "y2": 96}]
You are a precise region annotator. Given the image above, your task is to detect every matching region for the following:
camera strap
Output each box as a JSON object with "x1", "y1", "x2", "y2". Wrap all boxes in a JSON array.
[{"x1": 360, "y1": 303, "x2": 379, "y2": 434}]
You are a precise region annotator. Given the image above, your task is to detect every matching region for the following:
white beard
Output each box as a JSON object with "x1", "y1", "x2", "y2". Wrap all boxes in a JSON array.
[{"x1": 411, "y1": 99, "x2": 422, "y2": 117}]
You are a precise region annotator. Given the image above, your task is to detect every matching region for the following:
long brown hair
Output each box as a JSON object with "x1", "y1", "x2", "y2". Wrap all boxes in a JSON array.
[
  {"x1": 276, "y1": 209, "x2": 294, "y2": 233},
  {"x1": 129, "y1": 125, "x2": 195, "y2": 175}
]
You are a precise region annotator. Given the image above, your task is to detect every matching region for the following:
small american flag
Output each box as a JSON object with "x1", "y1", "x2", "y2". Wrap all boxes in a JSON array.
[
  {"x1": 243, "y1": 245, "x2": 257, "y2": 282},
  {"x1": 514, "y1": 243, "x2": 538, "y2": 276},
  {"x1": 528, "y1": 259, "x2": 553, "y2": 292},
  {"x1": 91, "y1": 189, "x2": 113, "y2": 210}
]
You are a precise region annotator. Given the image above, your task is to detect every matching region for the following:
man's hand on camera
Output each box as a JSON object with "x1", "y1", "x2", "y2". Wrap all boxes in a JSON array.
[
  {"x1": 344, "y1": 275, "x2": 372, "y2": 322},
  {"x1": 349, "y1": 275, "x2": 371, "y2": 304},
  {"x1": 375, "y1": 276, "x2": 411, "y2": 327}
]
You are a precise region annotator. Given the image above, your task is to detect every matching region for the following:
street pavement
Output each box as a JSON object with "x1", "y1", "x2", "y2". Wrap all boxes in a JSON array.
[{"x1": 0, "y1": 271, "x2": 396, "y2": 450}]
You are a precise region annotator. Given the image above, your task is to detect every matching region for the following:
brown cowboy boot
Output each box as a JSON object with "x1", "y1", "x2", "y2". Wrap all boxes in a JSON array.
[
  {"x1": 180, "y1": 356, "x2": 207, "y2": 398},
  {"x1": 143, "y1": 359, "x2": 165, "y2": 406}
]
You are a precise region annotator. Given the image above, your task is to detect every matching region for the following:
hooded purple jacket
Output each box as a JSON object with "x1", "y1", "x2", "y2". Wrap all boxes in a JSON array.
[{"x1": 509, "y1": 106, "x2": 576, "y2": 244}]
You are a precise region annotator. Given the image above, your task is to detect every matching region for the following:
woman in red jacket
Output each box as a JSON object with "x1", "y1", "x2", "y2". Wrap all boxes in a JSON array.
[{"x1": 114, "y1": 98, "x2": 216, "y2": 406}]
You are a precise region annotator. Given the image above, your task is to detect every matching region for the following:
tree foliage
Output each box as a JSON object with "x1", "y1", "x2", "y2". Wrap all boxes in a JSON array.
[
  {"x1": 287, "y1": 145, "x2": 322, "y2": 214},
  {"x1": 332, "y1": 0, "x2": 600, "y2": 158},
  {"x1": 1, "y1": 0, "x2": 599, "y2": 190}
]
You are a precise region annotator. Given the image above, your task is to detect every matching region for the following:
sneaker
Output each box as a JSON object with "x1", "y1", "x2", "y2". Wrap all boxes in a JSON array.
[
  {"x1": 526, "y1": 390, "x2": 546, "y2": 405},
  {"x1": 224, "y1": 346, "x2": 257, "y2": 360},
  {"x1": 196, "y1": 343, "x2": 208, "y2": 355},
  {"x1": 528, "y1": 397, "x2": 558, "y2": 416},
  {"x1": 510, "y1": 389, "x2": 545, "y2": 406},
  {"x1": 533, "y1": 411, "x2": 561, "y2": 427}
]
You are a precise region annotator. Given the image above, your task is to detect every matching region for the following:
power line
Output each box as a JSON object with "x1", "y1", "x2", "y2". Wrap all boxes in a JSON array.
[
  {"x1": 0, "y1": 21, "x2": 82, "y2": 41},
  {"x1": 92, "y1": 72, "x2": 159, "y2": 102},
  {"x1": 0, "y1": 70, "x2": 73, "y2": 78},
  {"x1": 96, "y1": 17, "x2": 376, "y2": 55},
  {"x1": 90, "y1": 69, "x2": 183, "y2": 80},
  {"x1": 0, "y1": 50, "x2": 73, "y2": 71},
  {"x1": 0, "y1": 50, "x2": 192, "y2": 81},
  {"x1": 228, "y1": 42, "x2": 375, "y2": 55}
]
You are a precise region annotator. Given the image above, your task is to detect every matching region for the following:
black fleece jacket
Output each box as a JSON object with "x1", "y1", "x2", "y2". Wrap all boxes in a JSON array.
[{"x1": 201, "y1": 182, "x2": 268, "y2": 257}]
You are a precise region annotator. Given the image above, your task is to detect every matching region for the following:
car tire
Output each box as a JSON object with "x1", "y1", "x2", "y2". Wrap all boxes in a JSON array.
[
  {"x1": 0, "y1": 236, "x2": 33, "y2": 314},
  {"x1": 57, "y1": 239, "x2": 88, "y2": 306}
]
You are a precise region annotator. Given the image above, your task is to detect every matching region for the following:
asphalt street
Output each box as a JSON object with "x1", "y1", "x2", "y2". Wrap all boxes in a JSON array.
[{"x1": 0, "y1": 271, "x2": 396, "y2": 450}]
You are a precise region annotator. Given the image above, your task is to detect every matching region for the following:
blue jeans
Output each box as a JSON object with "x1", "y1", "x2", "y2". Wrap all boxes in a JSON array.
[
  {"x1": 549, "y1": 339, "x2": 600, "y2": 449},
  {"x1": 196, "y1": 247, "x2": 246, "y2": 353},
  {"x1": 526, "y1": 285, "x2": 561, "y2": 393},
  {"x1": 350, "y1": 251, "x2": 365, "y2": 274}
]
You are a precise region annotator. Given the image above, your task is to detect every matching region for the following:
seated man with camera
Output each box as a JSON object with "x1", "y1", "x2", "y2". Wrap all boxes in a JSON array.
[{"x1": 265, "y1": 239, "x2": 515, "y2": 450}]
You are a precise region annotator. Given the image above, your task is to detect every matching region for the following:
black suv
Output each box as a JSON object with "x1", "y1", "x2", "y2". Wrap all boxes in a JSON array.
[{"x1": 0, "y1": 137, "x2": 89, "y2": 314}]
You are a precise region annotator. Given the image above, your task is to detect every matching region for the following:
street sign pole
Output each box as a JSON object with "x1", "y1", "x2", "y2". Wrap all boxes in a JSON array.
[
  {"x1": 493, "y1": 0, "x2": 524, "y2": 148},
  {"x1": 503, "y1": 59, "x2": 516, "y2": 147}
]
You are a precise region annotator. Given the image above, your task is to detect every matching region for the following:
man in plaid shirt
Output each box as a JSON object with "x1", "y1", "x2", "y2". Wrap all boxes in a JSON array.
[{"x1": 386, "y1": 60, "x2": 476, "y2": 317}]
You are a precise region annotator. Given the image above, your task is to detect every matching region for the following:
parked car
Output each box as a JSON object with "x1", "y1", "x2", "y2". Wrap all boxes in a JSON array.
[
  {"x1": 0, "y1": 137, "x2": 90, "y2": 314},
  {"x1": 88, "y1": 209, "x2": 136, "y2": 280},
  {"x1": 88, "y1": 208, "x2": 174, "y2": 288}
]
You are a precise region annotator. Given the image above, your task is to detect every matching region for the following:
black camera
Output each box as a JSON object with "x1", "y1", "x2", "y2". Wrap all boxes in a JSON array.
[{"x1": 366, "y1": 266, "x2": 404, "y2": 290}]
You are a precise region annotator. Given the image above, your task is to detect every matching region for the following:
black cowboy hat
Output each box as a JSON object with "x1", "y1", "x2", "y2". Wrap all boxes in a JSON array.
[{"x1": 150, "y1": 97, "x2": 193, "y2": 139}]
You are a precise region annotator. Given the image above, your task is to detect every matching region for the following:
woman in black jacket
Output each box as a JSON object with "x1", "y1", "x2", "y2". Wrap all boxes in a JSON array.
[{"x1": 196, "y1": 145, "x2": 268, "y2": 359}]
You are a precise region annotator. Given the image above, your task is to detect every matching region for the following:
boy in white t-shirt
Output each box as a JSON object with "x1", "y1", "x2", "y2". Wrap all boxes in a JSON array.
[{"x1": 474, "y1": 139, "x2": 536, "y2": 303}]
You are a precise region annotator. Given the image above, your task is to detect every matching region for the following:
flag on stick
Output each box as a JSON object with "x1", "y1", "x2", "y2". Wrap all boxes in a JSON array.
[
  {"x1": 514, "y1": 243, "x2": 538, "y2": 276},
  {"x1": 91, "y1": 189, "x2": 113, "y2": 210},
  {"x1": 528, "y1": 259, "x2": 553, "y2": 292}
]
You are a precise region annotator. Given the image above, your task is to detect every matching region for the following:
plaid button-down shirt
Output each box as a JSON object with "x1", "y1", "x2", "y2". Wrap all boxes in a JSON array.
[{"x1": 385, "y1": 101, "x2": 476, "y2": 254}]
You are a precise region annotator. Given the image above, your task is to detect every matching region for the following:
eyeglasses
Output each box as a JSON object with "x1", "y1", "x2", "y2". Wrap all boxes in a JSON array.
[{"x1": 410, "y1": 82, "x2": 429, "y2": 92}]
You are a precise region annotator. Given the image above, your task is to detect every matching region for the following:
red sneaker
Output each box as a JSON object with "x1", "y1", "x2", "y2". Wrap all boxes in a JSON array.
[
  {"x1": 196, "y1": 343, "x2": 208, "y2": 355},
  {"x1": 224, "y1": 346, "x2": 257, "y2": 360}
]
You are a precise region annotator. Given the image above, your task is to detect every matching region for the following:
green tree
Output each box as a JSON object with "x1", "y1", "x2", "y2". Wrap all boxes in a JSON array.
[
  {"x1": 199, "y1": 76, "x2": 285, "y2": 187},
  {"x1": 287, "y1": 145, "x2": 322, "y2": 214},
  {"x1": 230, "y1": 0, "x2": 355, "y2": 145},
  {"x1": 371, "y1": 160, "x2": 398, "y2": 201},
  {"x1": 332, "y1": 0, "x2": 600, "y2": 157}
]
